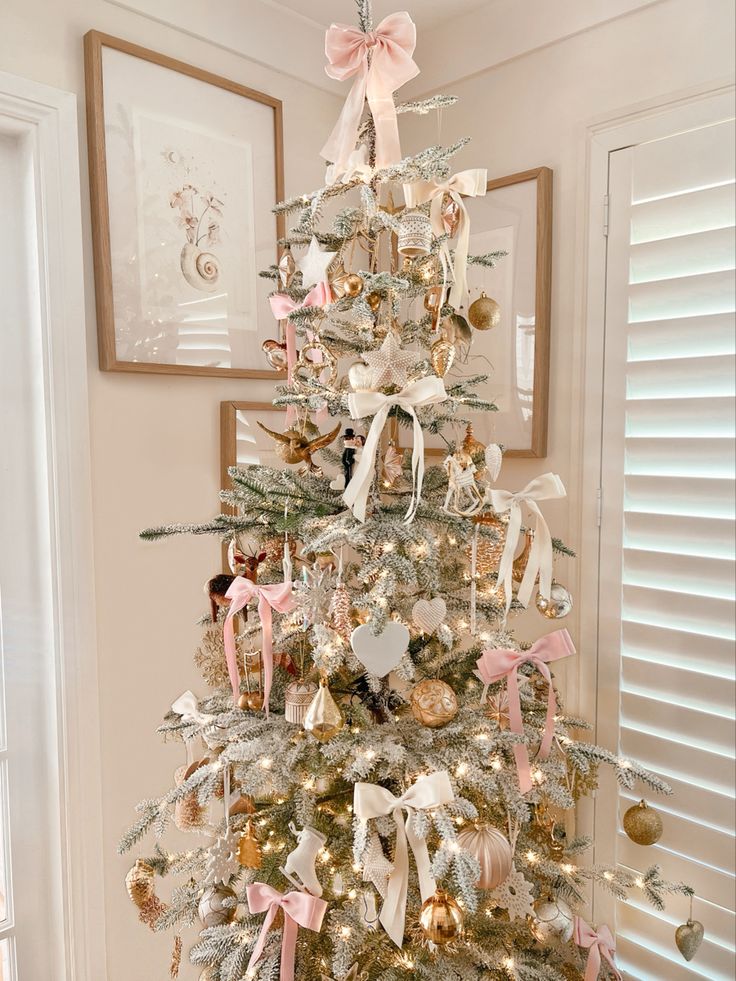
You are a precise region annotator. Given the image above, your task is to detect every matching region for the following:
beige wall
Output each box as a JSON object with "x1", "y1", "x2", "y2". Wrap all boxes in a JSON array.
[
  {"x1": 1, "y1": 3, "x2": 340, "y2": 978},
  {"x1": 1, "y1": 0, "x2": 734, "y2": 977}
]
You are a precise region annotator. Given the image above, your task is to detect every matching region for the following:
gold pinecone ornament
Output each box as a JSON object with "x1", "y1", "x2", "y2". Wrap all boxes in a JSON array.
[
  {"x1": 623, "y1": 799, "x2": 663, "y2": 845},
  {"x1": 419, "y1": 890, "x2": 464, "y2": 945}
]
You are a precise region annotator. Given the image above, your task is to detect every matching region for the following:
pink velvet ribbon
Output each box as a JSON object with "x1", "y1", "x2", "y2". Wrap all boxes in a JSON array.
[
  {"x1": 224, "y1": 577, "x2": 295, "y2": 715},
  {"x1": 246, "y1": 883, "x2": 327, "y2": 981},
  {"x1": 573, "y1": 917, "x2": 622, "y2": 981},
  {"x1": 321, "y1": 12, "x2": 419, "y2": 173},
  {"x1": 269, "y1": 282, "x2": 331, "y2": 425},
  {"x1": 476, "y1": 629, "x2": 575, "y2": 793}
]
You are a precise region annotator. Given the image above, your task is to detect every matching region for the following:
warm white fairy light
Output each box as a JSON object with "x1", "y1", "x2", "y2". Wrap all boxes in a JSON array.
[
  {"x1": 455, "y1": 762, "x2": 468, "y2": 777},
  {"x1": 491, "y1": 758, "x2": 502, "y2": 771},
  {"x1": 259, "y1": 757, "x2": 273, "y2": 770},
  {"x1": 562, "y1": 863, "x2": 576, "y2": 874},
  {"x1": 526, "y1": 850, "x2": 538, "y2": 864}
]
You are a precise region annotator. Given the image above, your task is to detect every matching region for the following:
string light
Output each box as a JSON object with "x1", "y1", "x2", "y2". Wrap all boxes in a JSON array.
[
  {"x1": 259, "y1": 757, "x2": 273, "y2": 770},
  {"x1": 526, "y1": 850, "x2": 538, "y2": 864}
]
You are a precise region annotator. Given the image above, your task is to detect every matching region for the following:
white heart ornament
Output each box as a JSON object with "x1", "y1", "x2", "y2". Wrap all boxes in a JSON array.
[
  {"x1": 348, "y1": 362, "x2": 375, "y2": 392},
  {"x1": 412, "y1": 597, "x2": 447, "y2": 635},
  {"x1": 350, "y1": 622, "x2": 410, "y2": 676}
]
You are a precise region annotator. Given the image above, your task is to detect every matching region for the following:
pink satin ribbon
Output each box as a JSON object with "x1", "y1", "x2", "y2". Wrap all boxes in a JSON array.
[
  {"x1": 573, "y1": 917, "x2": 622, "y2": 981},
  {"x1": 476, "y1": 629, "x2": 575, "y2": 792},
  {"x1": 224, "y1": 577, "x2": 295, "y2": 715},
  {"x1": 247, "y1": 883, "x2": 327, "y2": 981},
  {"x1": 321, "y1": 12, "x2": 419, "y2": 173},
  {"x1": 269, "y1": 282, "x2": 331, "y2": 425}
]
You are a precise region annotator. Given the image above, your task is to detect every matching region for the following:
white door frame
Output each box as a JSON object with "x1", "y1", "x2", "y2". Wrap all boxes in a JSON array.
[
  {"x1": 571, "y1": 78, "x2": 736, "y2": 928},
  {"x1": 0, "y1": 71, "x2": 107, "y2": 980}
]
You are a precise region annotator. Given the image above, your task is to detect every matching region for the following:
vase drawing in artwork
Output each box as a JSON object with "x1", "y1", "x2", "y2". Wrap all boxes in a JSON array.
[{"x1": 169, "y1": 180, "x2": 223, "y2": 293}]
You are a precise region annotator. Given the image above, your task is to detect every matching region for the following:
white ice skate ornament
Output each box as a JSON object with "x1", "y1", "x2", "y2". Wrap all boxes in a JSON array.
[{"x1": 280, "y1": 822, "x2": 327, "y2": 897}]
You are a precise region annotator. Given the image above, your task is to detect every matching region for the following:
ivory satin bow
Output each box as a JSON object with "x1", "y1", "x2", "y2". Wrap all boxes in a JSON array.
[
  {"x1": 404, "y1": 169, "x2": 487, "y2": 309},
  {"x1": 353, "y1": 771, "x2": 454, "y2": 947},
  {"x1": 573, "y1": 917, "x2": 622, "y2": 981},
  {"x1": 489, "y1": 473, "x2": 567, "y2": 615},
  {"x1": 246, "y1": 883, "x2": 327, "y2": 981},
  {"x1": 321, "y1": 12, "x2": 419, "y2": 173},
  {"x1": 343, "y1": 375, "x2": 447, "y2": 523},
  {"x1": 269, "y1": 282, "x2": 331, "y2": 424},
  {"x1": 170, "y1": 690, "x2": 214, "y2": 727},
  {"x1": 476, "y1": 630, "x2": 575, "y2": 793},
  {"x1": 224, "y1": 577, "x2": 295, "y2": 715}
]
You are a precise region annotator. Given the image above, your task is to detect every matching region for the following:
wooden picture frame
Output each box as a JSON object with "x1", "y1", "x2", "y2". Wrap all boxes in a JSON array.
[
  {"x1": 85, "y1": 31, "x2": 285, "y2": 378},
  {"x1": 220, "y1": 401, "x2": 286, "y2": 502},
  {"x1": 396, "y1": 167, "x2": 552, "y2": 458}
]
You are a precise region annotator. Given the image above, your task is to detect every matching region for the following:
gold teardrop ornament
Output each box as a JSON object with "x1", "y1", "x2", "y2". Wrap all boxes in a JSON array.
[{"x1": 303, "y1": 678, "x2": 343, "y2": 742}]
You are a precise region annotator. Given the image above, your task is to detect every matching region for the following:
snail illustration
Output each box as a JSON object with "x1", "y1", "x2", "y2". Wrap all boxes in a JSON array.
[{"x1": 180, "y1": 243, "x2": 219, "y2": 293}]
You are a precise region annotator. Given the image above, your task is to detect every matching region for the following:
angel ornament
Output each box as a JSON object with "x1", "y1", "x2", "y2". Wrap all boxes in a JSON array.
[
  {"x1": 257, "y1": 421, "x2": 340, "y2": 476},
  {"x1": 443, "y1": 450, "x2": 484, "y2": 516}
]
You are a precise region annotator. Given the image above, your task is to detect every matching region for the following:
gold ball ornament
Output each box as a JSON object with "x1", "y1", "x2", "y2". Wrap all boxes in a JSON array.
[
  {"x1": 126, "y1": 859, "x2": 156, "y2": 908},
  {"x1": 536, "y1": 582, "x2": 573, "y2": 619},
  {"x1": 623, "y1": 799, "x2": 663, "y2": 845},
  {"x1": 529, "y1": 896, "x2": 575, "y2": 944},
  {"x1": 419, "y1": 890, "x2": 464, "y2": 945},
  {"x1": 344, "y1": 272, "x2": 364, "y2": 297},
  {"x1": 675, "y1": 919, "x2": 705, "y2": 961},
  {"x1": 198, "y1": 883, "x2": 237, "y2": 927},
  {"x1": 238, "y1": 691, "x2": 264, "y2": 712},
  {"x1": 410, "y1": 679, "x2": 458, "y2": 728},
  {"x1": 303, "y1": 678, "x2": 344, "y2": 742},
  {"x1": 468, "y1": 291, "x2": 501, "y2": 331},
  {"x1": 457, "y1": 824, "x2": 513, "y2": 890}
]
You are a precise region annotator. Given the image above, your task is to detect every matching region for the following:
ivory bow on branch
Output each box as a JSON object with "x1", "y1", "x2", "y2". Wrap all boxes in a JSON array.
[
  {"x1": 343, "y1": 375, "x2": 448, "y2": 524},
  {"x1": 224, "y1": 577, "x2": 295, "y2": 715},
  {"x1": 321, "y1": 11, "x2": 419, "y2": 174},
  {"x1": 476, "y1": 629, "x2": 575, "y2": 793},
  {"x1": 353, "y1": 771, "x2": 454, "y2": 947},
  {"x1": 489, "y1": 473, "x2": 567, "y2": 615},
  {"x1": 170, "y1": 690, "x2": 214, "y2": 727},
  {"x1": 246, "y1": 883, "x2": 327, "y2": 981},
  {"x1": 404, "y1": 169, "x2": 487, "y2": 309},
  {"x1": 573, "y1": 917, "x2": 622, "y2": 981}
]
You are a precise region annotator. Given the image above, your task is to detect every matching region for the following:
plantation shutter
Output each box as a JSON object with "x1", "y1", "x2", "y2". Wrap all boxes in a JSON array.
[{"x1": 600, "y1": 117, "x2": 736, "y2": 980}]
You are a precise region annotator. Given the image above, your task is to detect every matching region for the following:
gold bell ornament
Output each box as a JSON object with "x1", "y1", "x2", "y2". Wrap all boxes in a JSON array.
[
  {"x1": 303, "y1": 678, "x2": 344, "y2": 742},
  {"x1": 468, "y1": 291, "x2": 501, "y2": 331},
  {"x1": 410, "y1": 678, "x2": 458, "y2": 728},
  {"x1": 419, "y1": 890, "x2": 464, "y2": 945},
  {"x1": 456, "y1": 823, "x2": 513, "y2": 890},
  {"x1": 623, "y1": 799, "x2": 663, "y2": 845},
  {"x1": 238, "y1": 819, "x2": 263, "y2": 869}
]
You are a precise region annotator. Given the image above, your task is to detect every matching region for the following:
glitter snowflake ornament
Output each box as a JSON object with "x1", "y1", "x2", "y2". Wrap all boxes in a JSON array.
[
  {"x1": 487, "y1": 865, "x2": 535, "y2": 922},
  {"x1": 204, "y1": 829, "x2": 241, "y2": 887},
  {"x1": 361, "y1": 331, "x2": 422, "y2": 389}
]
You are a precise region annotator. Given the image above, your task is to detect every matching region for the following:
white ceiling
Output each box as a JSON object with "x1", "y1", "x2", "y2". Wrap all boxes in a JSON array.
[{"x1": 267, "y1": 0, "x2": 491, "y2": 32}]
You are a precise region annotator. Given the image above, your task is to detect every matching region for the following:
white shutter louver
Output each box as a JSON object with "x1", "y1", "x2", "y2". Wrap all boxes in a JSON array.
[{"x1": 601, "y1": 117, "x2": 736, "y2": 980}]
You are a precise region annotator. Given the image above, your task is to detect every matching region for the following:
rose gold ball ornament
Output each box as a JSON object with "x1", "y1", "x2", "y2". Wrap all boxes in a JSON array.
[
  {"x1": 303, "y1": 678, "x2": 344, "y2": 742},
  {"x1": 198, "y1": 883, "x2": 237, "y2": 927},
  {"x1": 623, "y1": 799, "x2": 663, "y2": 845},
  {"x1": 457, "y1": 824, "x2": 513, "y2": 890},
  {"x1": 419, "y1": 890, "x2": 464, "y2": 945},
  {"x1": 238, "y1": 690, "x2": 264, "y2": 712},
  {"x1": 529, "y1": 896, "x2": 575, "y2": 944},
  {"x1": 468, "y1": 291, "x2": 501, "y2": 331},
  {"x1": 536, "y1": 582, "x2": 573, "y2": 619},
  {"x1": 410, "y1": 679, "x2": 458, "y2": 728}
]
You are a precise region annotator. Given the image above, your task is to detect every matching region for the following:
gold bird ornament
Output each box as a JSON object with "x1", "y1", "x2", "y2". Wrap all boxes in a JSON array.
[{"x1": 256, "y1": 421, "x2": 341, "y2": 476}]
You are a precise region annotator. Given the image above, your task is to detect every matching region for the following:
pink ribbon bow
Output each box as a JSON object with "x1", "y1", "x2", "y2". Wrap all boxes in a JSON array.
[
  {"x1": 224, "y1": 577, "x2": 295, "y2": 715},
  {"x1": 573, "y1": 917, "x2": 622, "y2": 981},
  {"x1": 247, "y1": 883, "x2": 327, "y2": 981},
  {"x1": 269, "y1": 282, "x2": 331, "y2": 425},
  {"x1": 321, "y1": 11, "x2": 419, "y2": 174},
  {"x1": 476, "y1": 629, "x2": 575, "y2": 793}
]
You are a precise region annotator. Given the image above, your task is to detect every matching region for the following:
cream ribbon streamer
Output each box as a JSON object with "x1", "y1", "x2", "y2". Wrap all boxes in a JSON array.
[
  {"x1": 353, "y1": 771, "x2": 454, "y2": 947},
  {"x1": 404, "y1": 169, "x2": 487, "y2": 309},
  {"x1": 344, "y1": 375, "x2": 448, "y2": 524},
  {"x1": 489, "y1": 473, "x2": 567, "y2": 615},
  {"x1": 171, "y1": 691, "x2": 214, "y2": 727}
]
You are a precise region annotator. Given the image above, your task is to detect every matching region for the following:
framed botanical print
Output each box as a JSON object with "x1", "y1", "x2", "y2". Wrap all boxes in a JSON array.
[
  {"x1": 85, "y1": 31, "x2": 285, "y2": 377},
  {"x1": 397, "y1": 167, "x2": 552, "y2": 458}
]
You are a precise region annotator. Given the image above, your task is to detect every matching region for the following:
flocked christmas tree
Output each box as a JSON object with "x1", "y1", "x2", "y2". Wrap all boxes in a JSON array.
[{"x1": 120, "y1": 3, "x2": 698, "y2": 978}]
